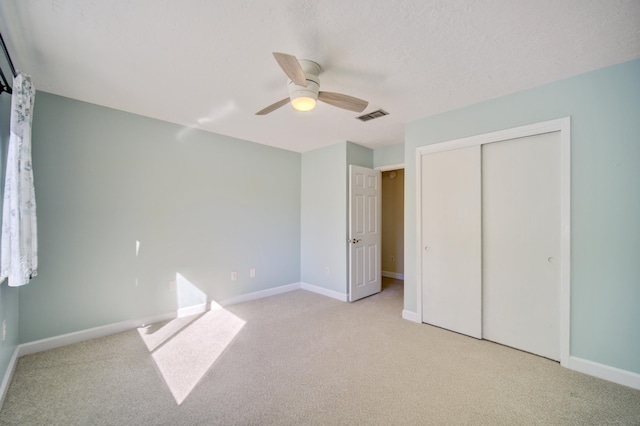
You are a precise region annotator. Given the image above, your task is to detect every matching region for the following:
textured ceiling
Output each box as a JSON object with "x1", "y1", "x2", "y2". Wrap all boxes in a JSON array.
[{"x1": 1, "y1": 1, "x2": 639, "y2": 152}]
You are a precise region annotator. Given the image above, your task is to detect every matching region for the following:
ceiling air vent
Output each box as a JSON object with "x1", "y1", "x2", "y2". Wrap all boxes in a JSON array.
[{"x1": 356, "y1": 109, "x2": 389, "y2": 122}]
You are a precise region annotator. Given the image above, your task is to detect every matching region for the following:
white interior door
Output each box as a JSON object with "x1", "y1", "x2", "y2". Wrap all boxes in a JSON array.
[
  {"x1": 482, "y1": 132, "x2": 561, "y2": 360},
  {"x1": 349, "y1": 165, "x2": 381, "y2": 302},
  {"x1": 421, "y1": 146, "x2": 482, "y2": 338}
]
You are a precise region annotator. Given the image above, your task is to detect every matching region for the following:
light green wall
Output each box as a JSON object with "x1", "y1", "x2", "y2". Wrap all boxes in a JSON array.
[
  {"x1": 0, "y1": 91, "x2": 19, "y2": 388},
  {"x1": 346, "y1": 141, "x2": 374, "y2": 169},
  {"x1": 21, "y1": 92, "x2": 301, "y2": 343},
  {"x1": 301, "y1": 143, "x2": 348, "y2": 293},
  {"x1": 374, "y1": 143, "x2": 404, "y2": 168},
  {"x1": 300, "y1": 141, "x2": 373, "y2": 294},
  {"x1": 404, "y1": 59, "x2": 640, "y2": 374}
]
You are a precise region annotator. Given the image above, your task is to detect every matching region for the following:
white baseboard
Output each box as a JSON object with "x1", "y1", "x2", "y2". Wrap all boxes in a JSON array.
[
  {"x1": 402, "y1": 316, "x2": 639, "y2": 389},
  {"x1": 382, "y1": 271, "x2": 405, "y2": 280},
  {"x1": 300, "y1": 282, "x2": 348, "y2": 302},
  {"x1": 568, "y1": 356, "x2": 640, "y2": 390},
  {"x1": 219, "y1": 282, "x2": 300, "y2": 306},
  {"x1": 177, "y1": 303, "x2": 208, "y2": 318},
  {"x1": 18, "y1": 311, "x2": 177, "y2": 357},
  {"x1": 0, "y1": 347, "x2": 19, "y2": 410},
  {"x1": 402, "y1": 310, "x2": 420, "y2": 323},
  {"x1": 18, "y1": 282, "x2": 304, "y2": 357},
  {"x1": 3, "y1": 283, "x2": 640, "y2": 410}
]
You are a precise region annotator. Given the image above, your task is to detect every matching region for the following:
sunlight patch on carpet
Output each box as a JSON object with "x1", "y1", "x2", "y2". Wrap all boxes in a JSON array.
[{"x1": 137, "y1": 274, "x2": 245, "y2": 404}]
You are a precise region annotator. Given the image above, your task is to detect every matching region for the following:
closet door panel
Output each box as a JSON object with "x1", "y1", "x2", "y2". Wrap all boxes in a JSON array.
[
  {"x1": 482, "y1": 132, "x2": 561, "y2": 360},
  {"x1": 421, "y1": 146, "x2": 481, "y2": 338}
]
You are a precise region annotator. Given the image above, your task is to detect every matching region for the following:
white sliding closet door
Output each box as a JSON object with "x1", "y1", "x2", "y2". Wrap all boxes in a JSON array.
[
  {"x1": 482, "y1": 132, "x2": 561, "y2": 360},
  {"x1": 421, "y1": 146, "x2": 481, "y2": 338}
]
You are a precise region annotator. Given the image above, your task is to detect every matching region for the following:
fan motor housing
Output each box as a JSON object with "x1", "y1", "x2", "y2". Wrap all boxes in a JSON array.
[
  {"x1": 288, "y1": 60, "x2": 321, "y2": 104},
  {"x1": 289, "y1": 79, "x2": 319, "y2": 101}
]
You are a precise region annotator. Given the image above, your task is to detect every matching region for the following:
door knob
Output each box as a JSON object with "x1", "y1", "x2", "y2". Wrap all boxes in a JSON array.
[{"x1": 348, "y1": 239, "x2": 361, "y2": 244}]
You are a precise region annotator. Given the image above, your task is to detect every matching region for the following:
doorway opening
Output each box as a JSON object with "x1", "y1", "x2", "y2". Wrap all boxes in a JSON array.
[{"x1": 380, "y1": 165, "x2": 405, "y2": 294}]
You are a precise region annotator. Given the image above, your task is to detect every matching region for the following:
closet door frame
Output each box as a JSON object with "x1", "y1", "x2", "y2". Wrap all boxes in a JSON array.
[{"x1": 415, "y1": 117, "x2": 571, "y2": 367}]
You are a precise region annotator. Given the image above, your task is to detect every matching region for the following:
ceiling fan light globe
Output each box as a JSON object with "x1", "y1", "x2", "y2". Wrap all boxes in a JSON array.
[{"x1": 291, "y1": 96, "x2": 317, "y2": 112}]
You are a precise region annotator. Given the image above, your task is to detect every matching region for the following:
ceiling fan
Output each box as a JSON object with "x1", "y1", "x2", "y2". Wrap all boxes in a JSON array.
[{"x1": 256, "y1": 52, "x2": 369, "y2": 115}]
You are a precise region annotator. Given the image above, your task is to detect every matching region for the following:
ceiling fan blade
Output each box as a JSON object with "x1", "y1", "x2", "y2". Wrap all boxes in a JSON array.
[
  {"x1": 255, "y1": 97, "x2": 290, "y2": 115},
  {"x1": 318, "y1": 91, "x2": 368, "y2": 113},
  {"x1": 272, "y1": 52, "x2": 307, "y2": 87}
]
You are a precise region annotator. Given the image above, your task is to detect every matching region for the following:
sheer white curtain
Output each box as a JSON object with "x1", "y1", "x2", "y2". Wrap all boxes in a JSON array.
[{"x1": 1, "y1": 73, "x2": 37, "y2": 287}]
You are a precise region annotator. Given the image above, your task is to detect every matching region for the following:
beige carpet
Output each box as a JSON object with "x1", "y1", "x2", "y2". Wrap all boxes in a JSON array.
[{"x1": 1, "y1": 278, "x2": 639, "y2": 425}]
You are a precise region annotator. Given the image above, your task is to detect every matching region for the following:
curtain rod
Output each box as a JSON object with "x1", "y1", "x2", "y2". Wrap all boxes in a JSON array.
[{"x1": 0, "y1": 31, "x2": 17, "y2": 95}]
